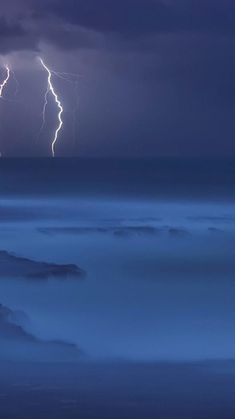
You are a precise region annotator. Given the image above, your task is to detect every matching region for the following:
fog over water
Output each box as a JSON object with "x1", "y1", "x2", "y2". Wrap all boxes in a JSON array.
[
  {"x1": 1, "y1": 159, "x2": 235, "y2": 418},
  {"x1": 0, "y1": 158, "x2": 235, "y2": 361}
]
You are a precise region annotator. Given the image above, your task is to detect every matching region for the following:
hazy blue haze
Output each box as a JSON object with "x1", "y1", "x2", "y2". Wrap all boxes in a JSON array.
[{"x1": 0, "y1": 158, "x2": 235, "y2": 417}]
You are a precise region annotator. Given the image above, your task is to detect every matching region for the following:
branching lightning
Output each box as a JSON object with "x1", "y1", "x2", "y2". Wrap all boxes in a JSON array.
[
  {"x1": 40, "y1": 85, "x2": 50, "y2": 134},
  {"x1": 0, "y1": 64, "x2": 12, "y2": 158},
  {"x1": 0, "y1": 65, "x2": 11, "y2": 98},
  {"x1": 39, "y1": 58, "x2": 64, "y2": 158},
  {"x1": 11, "y1": 69, "x2": 20, "y2": 97}
]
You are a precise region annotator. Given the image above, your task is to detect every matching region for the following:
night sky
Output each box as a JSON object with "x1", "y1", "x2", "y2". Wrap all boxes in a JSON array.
[
  {"x1": 2, "y1": 5, "x2": 235, "y2": 417},
  {"x1": 0, "y1": 0, "x2": 235, "y2": 157}
]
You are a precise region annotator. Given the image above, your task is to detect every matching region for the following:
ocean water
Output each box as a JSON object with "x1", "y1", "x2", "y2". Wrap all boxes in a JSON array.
[{"x1": 1, "y1": 158, "x2": 235, "y2": 418}]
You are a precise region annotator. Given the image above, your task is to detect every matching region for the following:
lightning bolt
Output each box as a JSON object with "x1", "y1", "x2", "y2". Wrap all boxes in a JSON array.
[
  {"x1": 0, "y1": 65, "x2": 10, "y2": 98},
  {"x1": 40, "y1": 85, "x2": 50, "y2": 133},
  {"x1": 11, "y1": 69, "x2": 20, "y2": 97},
  {"x1": 0, "y1": 64, "x2": 12, "y2": 157},
  {"x1": 39, "y1": 58, "x2": 64, "y2": 158}
]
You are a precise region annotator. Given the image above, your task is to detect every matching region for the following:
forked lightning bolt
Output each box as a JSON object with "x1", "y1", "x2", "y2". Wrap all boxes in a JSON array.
[
  {"x1": 40, "y1": 85, "x2": 50, "y2": 133},
  {"x1": 39, "y1": 58, "x2": 64, "y2": 158},
  {"x1": 0, "y1": 64, "x2": 11, "y2": 158},
  {"x1": 0, "y1": 65, "x2": 10, "y2": 98}
]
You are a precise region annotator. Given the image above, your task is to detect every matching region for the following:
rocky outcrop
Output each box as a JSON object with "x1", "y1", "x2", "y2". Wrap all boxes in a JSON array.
[
  {"x1": 0, "y1": 303, "x2": 81, "y2": 360},
  {"x1": 0, "y1": 250, "x2": 86, "y2": 280}
]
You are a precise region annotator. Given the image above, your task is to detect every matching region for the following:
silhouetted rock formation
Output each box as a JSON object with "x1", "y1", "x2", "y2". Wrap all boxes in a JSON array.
[
  {"x1": 0, "y1": 250, "x2": 85, "y2": 280},
  {"x1": 0, "y1": 303, "x2": 81, "y2": 361}
]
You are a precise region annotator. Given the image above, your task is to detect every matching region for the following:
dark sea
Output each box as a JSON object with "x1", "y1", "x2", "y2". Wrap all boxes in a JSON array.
[{"x1": 1, "y1": 158, "x2": 235, "y2": 418}]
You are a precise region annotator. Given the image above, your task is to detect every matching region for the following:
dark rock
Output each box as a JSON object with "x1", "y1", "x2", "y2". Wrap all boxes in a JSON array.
[
  {"x1": 0, "y1": 303, "x2": 81, "y2": 360},
  {"x1": 0, "y1": 250, "x2": 85, "y2": 280},
  {"x1": 168, "y1": 228, "x2": 189, "y2": 237}
]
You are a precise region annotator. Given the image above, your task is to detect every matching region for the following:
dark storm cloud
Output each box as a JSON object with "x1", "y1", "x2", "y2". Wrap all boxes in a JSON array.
[
  {"x1": 39, "y1": 0, "x2": 235, "y2": 39},
  {"x1": 0, "y1": 16, "x2": 37, "y2": 53},
  {"x1": 1, "y1": 0, "x2": 235, "y2": 156},
  {"x1": 0, "y1": 17, "x2": 23, "y2": 38},
  {"x1": 2, "y1": 0, "x2": 235, "y2": 52}
]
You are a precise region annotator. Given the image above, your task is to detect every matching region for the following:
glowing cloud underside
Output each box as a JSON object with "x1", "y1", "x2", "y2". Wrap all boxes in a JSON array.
[
  {"x1": 0, "y1": 66, "x2": 10, "y2": 98},
  {"x1": 39, "y1": 58, "x2": 64, "y2": 158}
]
